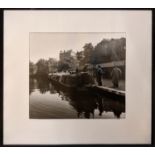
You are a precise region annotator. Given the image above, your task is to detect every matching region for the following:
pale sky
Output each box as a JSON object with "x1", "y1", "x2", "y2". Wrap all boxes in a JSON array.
[{"x1": 30, "y1": 32, "x2": 125, "y2": 63}]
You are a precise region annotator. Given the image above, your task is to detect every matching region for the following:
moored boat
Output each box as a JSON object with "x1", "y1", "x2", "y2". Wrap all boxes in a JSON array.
[{"x1": 49, "y1": 72, "x2": 95, "y2": 92}]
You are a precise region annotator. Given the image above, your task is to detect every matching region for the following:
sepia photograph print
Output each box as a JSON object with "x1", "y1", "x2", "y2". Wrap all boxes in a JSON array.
[{"x1": 29, "y1": 33, "x2": 126, "y2": 119}]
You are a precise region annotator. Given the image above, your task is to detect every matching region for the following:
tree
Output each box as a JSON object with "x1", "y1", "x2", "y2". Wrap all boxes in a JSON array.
[
  {"x1": 82, "y1": 43, "x2": 94, "y2": 64},
  {"x1": 76, "y1": 51, "x2": 84, "y2": 61},
  {"x1": 58, "y1": 50, "x2": 77, "y2": 72},
  {"x1": 36, "y1": 59, "x2": 48, "y2": 77},
  {"x1": 58, "y1": 62, "x2": 70, "y2": 72},
  {"x1": 47, "y1": 58, "x2": 58, "y2": 73},
  {"x1": 90, "y1": 38, "x2": 126, "y2": 64}
]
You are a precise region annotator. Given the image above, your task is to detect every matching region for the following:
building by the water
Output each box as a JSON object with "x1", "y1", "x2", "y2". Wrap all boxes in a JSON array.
[{"x1": 59, "y1": 50, "x2": 78, "y2": 71}]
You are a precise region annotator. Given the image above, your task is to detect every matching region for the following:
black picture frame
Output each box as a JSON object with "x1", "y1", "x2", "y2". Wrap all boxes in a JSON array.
[{"x1": 0, "y1": 8, "x2": 154, "y2": 147}]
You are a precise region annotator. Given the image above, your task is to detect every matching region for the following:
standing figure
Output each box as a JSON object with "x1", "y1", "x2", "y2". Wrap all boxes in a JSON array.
[
  {"x1": 96, "y1": 65, "x2": 103, "y2": 86},
  {"x1": 111, "y1": 66, "x2": 122, "y2": 88},
  {"x1": 76, "y1": 67, "x2": 79, "y2": 74}
]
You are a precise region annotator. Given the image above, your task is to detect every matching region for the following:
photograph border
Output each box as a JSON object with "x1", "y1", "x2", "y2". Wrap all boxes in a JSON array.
[
  {"x1": 0, "y1": 8, "x2": 154, "y2": 147},
  {"x1": 29, "y1": 31, "x2": 126, "y2": 120}
]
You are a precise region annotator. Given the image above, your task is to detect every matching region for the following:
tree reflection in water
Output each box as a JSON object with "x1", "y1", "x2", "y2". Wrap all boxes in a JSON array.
[
  {"x1": 30, "y1": 77, "x2": 56, "y2": 95},
  {"x1": 30, "y1": 77, "x2": 125, "y2": 119}
]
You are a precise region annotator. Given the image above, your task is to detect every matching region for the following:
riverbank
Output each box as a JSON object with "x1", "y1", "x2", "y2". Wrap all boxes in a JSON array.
[{"x1": 94, "y1": 78, "x2": 125, "y2": 91}]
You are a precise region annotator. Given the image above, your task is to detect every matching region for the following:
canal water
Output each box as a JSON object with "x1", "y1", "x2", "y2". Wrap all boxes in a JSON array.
[{"x1": 29, "y1": 78, "x2": 125, "y2": 119}]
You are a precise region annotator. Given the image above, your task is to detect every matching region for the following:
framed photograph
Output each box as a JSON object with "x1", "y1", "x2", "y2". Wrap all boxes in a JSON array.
[{"x1": 1, "y1": 9, "x2": 154, "y2": 146}]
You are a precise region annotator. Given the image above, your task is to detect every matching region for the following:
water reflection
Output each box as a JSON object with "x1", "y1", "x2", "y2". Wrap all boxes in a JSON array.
[{"x1": 30, "y1": 78, "x2": 125, "y2": 119}]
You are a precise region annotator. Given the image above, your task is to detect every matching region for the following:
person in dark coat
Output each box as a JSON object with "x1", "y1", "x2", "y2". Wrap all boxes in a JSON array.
[
  {"x1": 111, "y1": 66, "x2": 122, "y2": 88},
  {"x1": 76, "y1": 68, "x2": 78, "y2": 73},
  {"x1": 96, "y1": 65, "x2": 103, "y2": 86}
]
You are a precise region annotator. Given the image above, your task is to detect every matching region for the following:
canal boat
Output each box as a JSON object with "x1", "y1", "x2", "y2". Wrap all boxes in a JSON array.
[
  {"x1": 49, "y1": 72, "x2": 125, "y2": 101},
  {"x1": 49, "y1": 72, "x2": 94, "y2": 92}
]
